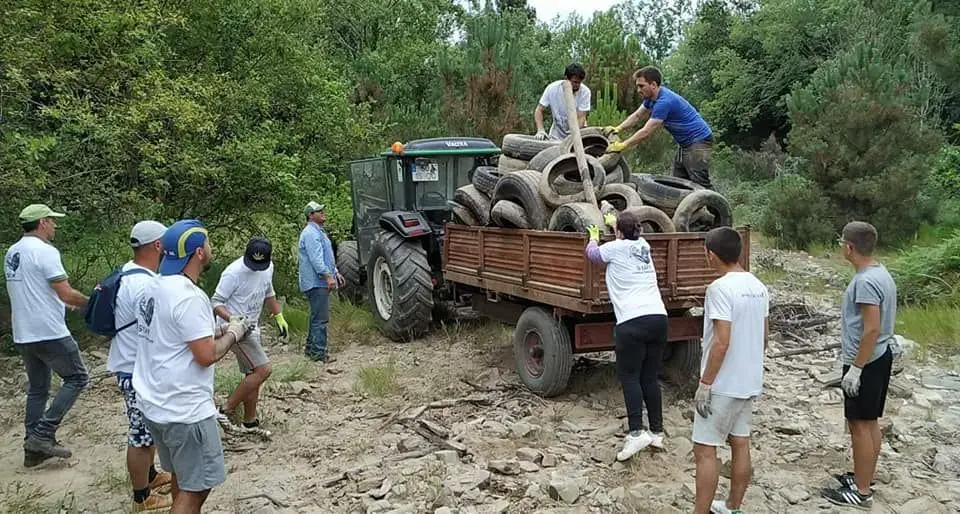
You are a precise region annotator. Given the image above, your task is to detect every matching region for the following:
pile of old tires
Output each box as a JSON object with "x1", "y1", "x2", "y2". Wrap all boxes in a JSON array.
[{"x1": 450, "y1": 127, "x2": 733, "y2": 234}]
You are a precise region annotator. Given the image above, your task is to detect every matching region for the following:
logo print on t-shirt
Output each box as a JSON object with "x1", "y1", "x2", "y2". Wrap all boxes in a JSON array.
[
  {"x1": 4, "y1": 252, "x2": 20, "y2": 278},
  {"x1": 629, "y1": 245, "x2": 651, "y2": 265},
  {"x1": 140, "y1": 297, "x2": 155, "y2": 327}
]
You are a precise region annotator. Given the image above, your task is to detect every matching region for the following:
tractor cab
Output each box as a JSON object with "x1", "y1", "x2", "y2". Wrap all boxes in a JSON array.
[{"x1": 347, "y1": 137, "x2": 500, "y2": 263}]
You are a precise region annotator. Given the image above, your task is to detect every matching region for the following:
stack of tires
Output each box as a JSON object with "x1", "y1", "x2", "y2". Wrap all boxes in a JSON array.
[{"x1": 450, "y1": 128, "x2": 734, "y2": 234}]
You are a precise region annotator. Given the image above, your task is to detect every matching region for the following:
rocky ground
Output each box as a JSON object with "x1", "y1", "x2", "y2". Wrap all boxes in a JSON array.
[{"x1": 1, "y1": 243, "x2": 959, "y2": 514}]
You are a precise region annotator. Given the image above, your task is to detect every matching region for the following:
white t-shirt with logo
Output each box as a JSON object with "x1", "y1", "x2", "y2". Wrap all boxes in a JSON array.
[
  {"x1": 3, "y1": 236, "x2": 71, "y2": 344},
  {"x1": 598, "y1": 238, "x2": 667, "y2": 324},
  {"x1": 213, "y1": 257, "x2": 275, "y2": 324},
  {"x1": 701, "y1": 271, "x2": 770, "y2": 398},
  {"x1": 133, "y1": 274, "x2": 216, "y2": 424},
  {"x1": 107, "y1": 261, "x2": 157, "y2": 375},
  {"x1": 539, "y1": 79, "x2": 592, "y2": 140}
]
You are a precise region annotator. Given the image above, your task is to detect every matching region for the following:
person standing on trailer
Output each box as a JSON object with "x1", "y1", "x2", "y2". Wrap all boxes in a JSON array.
[{"x1": 585, "y1": 209, "x2": 669, "y2": 461}]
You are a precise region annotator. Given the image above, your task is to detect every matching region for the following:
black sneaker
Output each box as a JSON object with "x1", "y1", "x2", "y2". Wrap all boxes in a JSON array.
[
  {"x1": 23, "y1": 436, "x2": 72, "y2": 459},
  {"x1": 833, "y1": 472, "x2": 876, "y2": 490},
  {"x1": 242, "y1": 419, "x2": 260, "y2": 429},
  {"x1": 821, "y1": 485, "x2": 873, "y2": 510}
]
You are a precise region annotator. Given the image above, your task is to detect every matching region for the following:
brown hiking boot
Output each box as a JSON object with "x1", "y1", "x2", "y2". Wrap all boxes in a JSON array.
[
  {"x1": 133, "y1": 492, "x2": 172, "y2": 512},
  {"x1": 149, "y1": 470, "x2": 172, "y2": 489}
]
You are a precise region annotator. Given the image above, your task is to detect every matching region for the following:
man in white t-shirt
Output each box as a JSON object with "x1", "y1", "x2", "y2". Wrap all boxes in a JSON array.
[
  {"x1": 692, "y1": 227, "x2": 769, "y2": 514},
  {"x1": 107, "y1": 220, "x2": 173, "y2": 511},
  {"x1": 212, "y1": 236, "x2": 289, "y2": 431},
  {"x1": 5, "y1": 204, "x2": 90, "y2": 466},
  {"x1": 534, "y1": 63, "x2": 591, "y2": 141},
  {"x1": 132, "y1": 219, "x2": 250, "y2": 512},
  {"x1": 585, "y1": 209, "x2": 669, "y2": 462}
]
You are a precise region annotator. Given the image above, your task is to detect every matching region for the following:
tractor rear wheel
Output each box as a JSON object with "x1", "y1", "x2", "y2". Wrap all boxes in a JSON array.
[{"x1": 367, "y1": 231, "x2": 434, "y2": 342}]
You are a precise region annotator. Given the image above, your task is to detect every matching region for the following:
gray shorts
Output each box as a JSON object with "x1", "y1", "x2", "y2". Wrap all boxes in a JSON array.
[
  {"x1": 692, "y1": 394, "x2": 754, "y2": 446},
  {"x1": 228, "y1": 326, "x2": 269, "y2": 375},
  {"x1": 142, "y1": 415, "x2": 226, "y2": 492}
]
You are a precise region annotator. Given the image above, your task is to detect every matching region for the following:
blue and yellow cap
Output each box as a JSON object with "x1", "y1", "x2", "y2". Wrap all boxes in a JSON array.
[{"x1": 158, "y1": 219, "x2": 209, "y2": 276}]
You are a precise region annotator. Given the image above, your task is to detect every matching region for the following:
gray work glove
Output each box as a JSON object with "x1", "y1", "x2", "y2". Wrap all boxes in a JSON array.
[
  {"x1": 695, "y1": 382, "x2": 713, "y2": 418},
  {"x1": 841, "y1": 366, "x2": 862, "y2": 397},
  {"x1": 534, "y1": 129, "x2": 548, "y2": 141},
  {"x1": 225, "y1": 319, "x2": 252, "y2": 343}
]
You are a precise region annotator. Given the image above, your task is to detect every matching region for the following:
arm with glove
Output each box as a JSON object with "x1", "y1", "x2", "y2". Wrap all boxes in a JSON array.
[
  {"x1": 842, "y1": 304, "x2": 882, "y2": 397},
  {"x1": 264, "y1": 291, "x2": 289, "y2": 341}
]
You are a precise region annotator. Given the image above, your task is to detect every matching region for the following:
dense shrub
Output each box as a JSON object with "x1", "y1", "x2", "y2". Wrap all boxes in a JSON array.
[
  {"x1": 759, "y1": 174, "x2": 837, "y2": 250},
  {"x1": 890, "y1": 230, "x2": 960, "y2": 305}
]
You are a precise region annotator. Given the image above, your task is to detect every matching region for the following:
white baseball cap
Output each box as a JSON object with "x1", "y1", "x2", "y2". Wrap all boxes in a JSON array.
[{"x1": 130, "y1": 220, "x2": 167, "y2": 248}]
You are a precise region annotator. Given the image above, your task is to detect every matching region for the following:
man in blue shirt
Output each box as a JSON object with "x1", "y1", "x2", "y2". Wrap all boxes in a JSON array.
[
  {"x1": 298, "y1": 201, "x2": 343, "y2": 362},
  {"x1": 603, "y1": 66, "x2": 714, "y2": 189}
]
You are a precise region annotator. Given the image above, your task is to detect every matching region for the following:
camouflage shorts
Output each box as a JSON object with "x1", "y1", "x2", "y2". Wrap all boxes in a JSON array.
[{"x1": 117, "y1": 374, "x2": 154, "y2": 448}]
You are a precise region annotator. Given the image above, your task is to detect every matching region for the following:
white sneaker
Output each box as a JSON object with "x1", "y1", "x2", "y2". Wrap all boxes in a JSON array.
[
  {"x1": 616, "y1": 431, "x2": 654, "y2": 461},
  {"x1": 710, "y1": 500, "x2": 740, "y2": 514},
  {"x1": 650, "y1": 431, "x2": 665, "y2": 449}
]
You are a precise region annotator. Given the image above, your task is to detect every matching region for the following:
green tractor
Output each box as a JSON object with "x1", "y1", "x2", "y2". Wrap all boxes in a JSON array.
[{"x1": 336, "y1": 137, "x2": 501, "y2": 341}]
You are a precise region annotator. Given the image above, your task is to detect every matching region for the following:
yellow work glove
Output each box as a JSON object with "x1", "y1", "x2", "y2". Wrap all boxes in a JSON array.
[
  {"x1": 605, "y1": 141, "x2": 627, "y2": 154},
  {"x1": 603, "y1": 212, "x2": 617, "y2": 228},
  {"x1": 587, "y1": 225, "x2": 601, "y2": 242},
  {"x1": 273, "y1": 312, "x2": 289, "y2": 340},
  {"x1": 601, "y1": 126, "x2": 620, "y2": 137}
]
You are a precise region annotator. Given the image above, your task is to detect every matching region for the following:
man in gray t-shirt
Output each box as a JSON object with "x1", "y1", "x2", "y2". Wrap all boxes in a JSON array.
[{"x1": 822, "y1": 221, "x2": 897, "y2": 510}]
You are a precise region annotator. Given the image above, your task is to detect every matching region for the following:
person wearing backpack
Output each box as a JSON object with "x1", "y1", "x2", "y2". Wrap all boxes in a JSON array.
[
  {"x1": 102, "y1": 220, "x2": 174, "y2": 512},
  {"x1": 4, "y1": 204, "x2": 90, "y2": 467}
]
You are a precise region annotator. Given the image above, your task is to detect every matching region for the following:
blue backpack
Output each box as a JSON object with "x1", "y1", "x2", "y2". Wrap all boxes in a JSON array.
[{"x1": 84, "y1": 266, "x2": 152, "y2": 337}]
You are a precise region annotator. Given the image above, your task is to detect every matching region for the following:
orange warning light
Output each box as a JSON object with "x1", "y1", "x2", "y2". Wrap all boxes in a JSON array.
[{"x1": 391, "y1": 141, "x2": 404, "y2": 154}]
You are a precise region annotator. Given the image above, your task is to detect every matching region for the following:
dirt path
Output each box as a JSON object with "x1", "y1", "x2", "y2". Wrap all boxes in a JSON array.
[{"x1": 1, "y1": 245, "x2": 959, "y2": 513}]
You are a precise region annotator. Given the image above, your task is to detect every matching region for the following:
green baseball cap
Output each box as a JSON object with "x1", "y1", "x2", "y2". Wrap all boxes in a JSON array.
[
  {"x1": 304, "y1": 201, "x2": 325, "y2": 217},
  {"x1": 19, "y1": 204, "x2": 66, "y2": 223}
]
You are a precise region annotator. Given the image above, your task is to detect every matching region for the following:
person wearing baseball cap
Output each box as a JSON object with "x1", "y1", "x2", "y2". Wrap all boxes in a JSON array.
[
  {"x1": 132, "y1": 219, "x2": 250, "y2": 511},
  {"x1": 5, "y1": 204, "x2": 90, "y2": 466},
  {"x1": 106, "y1": 220, "x2": 174, "y2": 511},
  {"x1": 298, "y1": 201, "x2": 342, "y2": 362},
  {"x1": 211, "y1": 236, "x2": 288, "y2": 432}
]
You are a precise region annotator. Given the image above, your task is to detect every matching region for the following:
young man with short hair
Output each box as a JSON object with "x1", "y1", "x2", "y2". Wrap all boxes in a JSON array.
[
  {"x1": 214, "y1": 236, "x2": 289, "y2": 430},
  {"x1": 133, "y1": 219, "x2": 250, "y2": 513},
  {"x1": 5, "y1": 204, "x2": 90, "y2": 466},
  {"x1": 604, "y1": 66, "x2": 714, "y2": 189},
  {"x1": 534, "y1": 63, "x2": 591, "y2": 141},
  {"x1": 821, "y1": 221, "x2": 896, "y2": 509},
  {"x1": 298, "y1": 201, "x2": 342, "y2": 362},
  {"x1": 693, "y1": 227, "x2": 769, "y2": 514},
  {"x1": 107, "y1": 220, "x2": 173, "y2": 511}
]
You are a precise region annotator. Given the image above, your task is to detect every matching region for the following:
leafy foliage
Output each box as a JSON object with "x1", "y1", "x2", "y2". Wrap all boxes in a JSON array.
[
  {"x1": 758, "y1": 174, "x2": 837, "y2": 250},
  {"x1": 890, "y1": 230, "x2": 960, "y2": 305}
]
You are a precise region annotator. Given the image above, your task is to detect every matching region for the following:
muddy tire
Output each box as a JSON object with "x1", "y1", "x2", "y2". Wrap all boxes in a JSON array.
[
  {"x1": 513, "y1": 306, "x2": 573, "y2": 397},
  {"x1": 598, "y1": 183, "x2": 644, "y2": 212},
  {"x1": 450, "y1": 201, "x2": 478, "y2": 226},
  {"x1": 490, "y1": 200, "x2": 531, "y2": 229},
  {"x1": 661, "y1": 340, "x2": 702, "y2": 393},
  {"x1": 492, "y1": 170, "x2": 550, "y2": 229},
  {"x1": 621, "y1": 206, "x2": 676, "y2": 233},
  {"x1": 366, "y1": 231, "x2": 434, "y2": 342},
  {"x1": 548, "y1": 202, "x2": 605, "y2": 233},
  {"x1": 672, "y1": 190, "x2": 734, "y2": 232},
  {"x1": 497, "y1": 155, "x2": 529, "y2": 173},
  {"x1": 336, "y1": 240, "x2": 364, "y2": 305},
  {"x1": 454, "y1": 184, "x2": 491, "y2": 226},
  {"x1": 540, "y1": 154, "x2": 606, "y2": 207},
  {"x1": 633, "y1": 174, "x2": 705, "y2": 213},
  {"x1": 471, "y1": 166, "x2": 502, "y2": 196},
  {"x1": 502, "y1": 134, "x2": 562, "y2": 161},
  {"x1": 528, "y1": 144, "x2": 568, "y2": 172}
]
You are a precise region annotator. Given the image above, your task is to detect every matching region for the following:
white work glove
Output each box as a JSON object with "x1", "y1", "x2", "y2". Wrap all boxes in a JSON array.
[
  {"x1": 225, "y1": 317, "x2": 252, "y2": 342},
  {"x1": 695, "y1": 382, "x2": 713, "y2": 418},
  {"x1": 534, "y1": 129, "x2": 548, "y2": 141},
  {"x1": 841, "y1": 366, "x2": 863, "y2": 397}
]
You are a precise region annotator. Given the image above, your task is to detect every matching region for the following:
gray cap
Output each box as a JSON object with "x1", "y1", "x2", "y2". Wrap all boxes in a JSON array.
[
  {"x1": 304, "y1": 201, "x2": 325, "y2": 217},
  {"x1": 130, "y1": 220, "x2": 167, "y2": 248}
]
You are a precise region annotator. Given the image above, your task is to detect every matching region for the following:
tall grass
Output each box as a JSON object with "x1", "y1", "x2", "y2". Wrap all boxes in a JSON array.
[{"x1": 889, "y1": 230, "x2": 960, "y2": 305}]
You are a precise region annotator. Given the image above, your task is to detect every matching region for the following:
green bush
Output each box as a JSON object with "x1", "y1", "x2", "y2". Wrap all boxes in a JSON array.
[
  {"x1": 889, "y1": 230, "x2": 960, "y2": 305},
  {"x1": 759, "y1": 174, "x2": 837, "y2": 250}
]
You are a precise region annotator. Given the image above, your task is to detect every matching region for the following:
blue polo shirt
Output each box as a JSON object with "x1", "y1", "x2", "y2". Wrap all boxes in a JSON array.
[{"x1": 643, "y1": 86, "x2": 712, "y2": 146}]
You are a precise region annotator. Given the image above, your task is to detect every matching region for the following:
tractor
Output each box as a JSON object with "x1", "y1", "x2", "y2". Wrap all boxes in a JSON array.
[{"x1": 336, "y1": 137, "x2": 501, "y2": 341}]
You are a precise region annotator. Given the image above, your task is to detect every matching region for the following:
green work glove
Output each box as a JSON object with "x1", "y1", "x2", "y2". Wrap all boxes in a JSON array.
[
  {"x1": 603, "y1": 212, "x2": 617, "y2": 228},
  {"x1": 601, "y1": 126, "x2": 620, "y2": 137},
  {"x1": 273, "y1": 312, "x2": 289, "y2": 340},
  {"x1": 605, "y1": 141, "x2": 627, "y2": 154},
  {"x1": 587, "y1": 224, "x2": 601, "y2": 242}
]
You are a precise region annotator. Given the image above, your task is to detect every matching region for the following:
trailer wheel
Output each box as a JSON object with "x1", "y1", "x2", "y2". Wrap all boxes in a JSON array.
[
  {"x1": 661, "y1": 339, "x2": 702, "y2": 394},
  {"x1": 336, "y1": 240, "x2": 364, "y2": 305},
  {"x1": 367, "y1": 231, "x2": 434, "y2": 342},
  {"x1": 513, "y1": 307, "x2": 573, "y2": 397}
]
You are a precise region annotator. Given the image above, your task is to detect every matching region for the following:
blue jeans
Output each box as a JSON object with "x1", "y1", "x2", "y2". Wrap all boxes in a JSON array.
[
  {"x1": 18, "y1": 336, "x2": 90, "y2": 441},
  {"x1": 304, "y1": 287, "x2": 330, "y2": 358}
]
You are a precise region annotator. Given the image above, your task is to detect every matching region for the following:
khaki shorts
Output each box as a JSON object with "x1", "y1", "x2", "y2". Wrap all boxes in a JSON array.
[
  {"x1": 692, "y1": 394, "x2": 755, "y2": 446},
  {"x1": 226, "y1": 326, "x2": 269, "y2": 375},
  {"x1": 143, "y1": 416, "x2": 226, "y2": 492}
]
